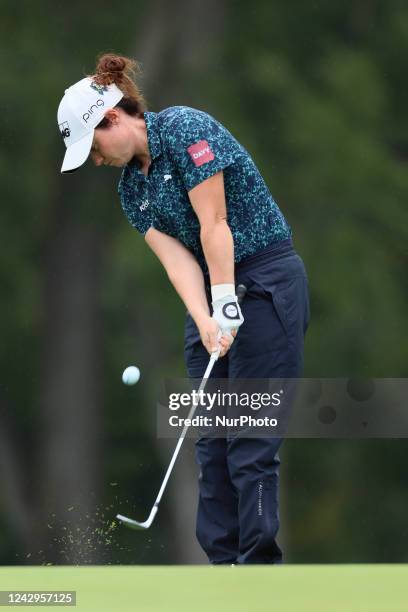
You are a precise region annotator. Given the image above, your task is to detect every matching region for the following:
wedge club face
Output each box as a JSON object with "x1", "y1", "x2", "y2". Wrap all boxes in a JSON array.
[
  {"x1": 116, "y1": 505, "x2": 158, "y2": 531},
  {"x1": 116, "y1": 514, "x2": 150, "y2": 530}
]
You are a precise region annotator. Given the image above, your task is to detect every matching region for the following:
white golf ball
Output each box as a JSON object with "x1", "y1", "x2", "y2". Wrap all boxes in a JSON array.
[{"x1": 122, "y1": 366, "x2": 141, "y2": 386}]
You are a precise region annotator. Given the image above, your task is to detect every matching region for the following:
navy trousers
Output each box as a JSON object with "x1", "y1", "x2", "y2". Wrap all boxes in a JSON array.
[{"x1": 184, "y1": 238, "x2": 310, "y2": 564}]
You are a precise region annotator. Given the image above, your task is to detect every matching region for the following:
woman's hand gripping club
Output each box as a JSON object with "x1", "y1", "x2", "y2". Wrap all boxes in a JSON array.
[{"x1": 197, "y1": 284, "x2": 246, "y2": 359}]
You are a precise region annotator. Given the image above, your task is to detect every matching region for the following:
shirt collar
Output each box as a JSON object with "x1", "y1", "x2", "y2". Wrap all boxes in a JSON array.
[{"x1": 144, "y1": 111, "x2": 162, "y2": 161}]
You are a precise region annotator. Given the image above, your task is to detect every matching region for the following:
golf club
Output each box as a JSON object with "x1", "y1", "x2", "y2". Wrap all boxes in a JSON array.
[{"x1": 117, "y1": 284, "x2": 247, "y2": 530}]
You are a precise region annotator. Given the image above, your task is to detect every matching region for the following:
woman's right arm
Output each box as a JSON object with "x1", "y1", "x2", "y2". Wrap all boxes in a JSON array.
[{"x1": 144, "y1": 227, "x2": 232, "y2": 355}]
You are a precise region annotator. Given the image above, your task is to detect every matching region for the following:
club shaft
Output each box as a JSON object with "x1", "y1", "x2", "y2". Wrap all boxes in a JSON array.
[{"x1": 153, "y1": 352, "x2": 218, "y2": 507}]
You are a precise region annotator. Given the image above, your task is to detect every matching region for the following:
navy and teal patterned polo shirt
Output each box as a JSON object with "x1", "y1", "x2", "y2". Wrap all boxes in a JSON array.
[{"x1": 118, "y1": 106, "x2": 292, "y2": 273}]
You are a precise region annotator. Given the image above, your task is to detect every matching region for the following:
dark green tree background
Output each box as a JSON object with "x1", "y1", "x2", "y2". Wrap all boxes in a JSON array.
[{"x1": 0, "y1": 0, "x2": 407, "y2": 564}]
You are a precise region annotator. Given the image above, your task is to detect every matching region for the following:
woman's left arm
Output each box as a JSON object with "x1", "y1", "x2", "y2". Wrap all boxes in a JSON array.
[
  {"x1": 188, "y1": 171, "x2": 235, "y2": 286},
  {"x1": 145, "y1": 226, "x2": 232, "y2": 356}
]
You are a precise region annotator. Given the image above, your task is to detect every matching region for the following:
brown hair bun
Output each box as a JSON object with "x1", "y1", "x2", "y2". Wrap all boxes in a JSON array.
[{"x1": 88, "y1": 52, "x2": 147, "y2": 118}]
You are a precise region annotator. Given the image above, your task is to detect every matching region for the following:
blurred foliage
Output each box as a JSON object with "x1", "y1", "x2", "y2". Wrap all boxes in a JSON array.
[{"x1": 0, "y1": 0, "x2": 407, "y2": 564}]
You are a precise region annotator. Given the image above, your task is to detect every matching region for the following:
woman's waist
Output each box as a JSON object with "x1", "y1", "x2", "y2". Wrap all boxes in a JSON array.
[{"x1": 235, "y1": 238, "x2": 296, "y2": 271}]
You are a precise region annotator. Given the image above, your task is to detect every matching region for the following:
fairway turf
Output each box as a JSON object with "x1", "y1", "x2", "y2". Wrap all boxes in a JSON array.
[{"x1": 0, "y1": 565, "x2": 406, "y2": 611}]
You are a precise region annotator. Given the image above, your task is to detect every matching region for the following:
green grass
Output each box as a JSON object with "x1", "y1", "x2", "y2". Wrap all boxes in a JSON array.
[{"x1": 0, "y1": 565, "x2": 406, "y2": 611}]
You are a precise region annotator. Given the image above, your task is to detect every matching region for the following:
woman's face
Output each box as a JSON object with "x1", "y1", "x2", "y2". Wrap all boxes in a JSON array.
[{"x1": 90, "y1": 113, "x2": 136, "y2": 168}]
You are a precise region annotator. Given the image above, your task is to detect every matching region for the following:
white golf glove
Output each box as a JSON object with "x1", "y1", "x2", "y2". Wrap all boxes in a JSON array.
[{"x1": 211, "y1": 283, "x2": 244, "y2": 341}]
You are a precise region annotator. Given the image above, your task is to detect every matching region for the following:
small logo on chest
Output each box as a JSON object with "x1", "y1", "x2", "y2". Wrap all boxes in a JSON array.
[
  {"x1": 139, "y1": 199, "x2": 150, "y2": 211},
  {"x1": 163, "y1": 174, "x2": 172, "y2": 182}
]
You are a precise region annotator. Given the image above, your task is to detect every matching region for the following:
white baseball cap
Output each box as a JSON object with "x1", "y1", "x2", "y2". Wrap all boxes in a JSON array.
[{"x1": 57, "y1": 77, "x2": 124, "y2": 173}]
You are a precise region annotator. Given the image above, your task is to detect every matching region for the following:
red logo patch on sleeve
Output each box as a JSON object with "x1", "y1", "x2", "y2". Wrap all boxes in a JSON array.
[{"x1": 187, "y1": 140, "x2": 215, "y2": 167}]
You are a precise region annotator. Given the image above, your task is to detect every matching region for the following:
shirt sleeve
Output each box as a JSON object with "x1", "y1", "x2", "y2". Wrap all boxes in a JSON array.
[
  {"x1": 162, "y1": 107, "x2": 239, "y2": 192},
  {"x1": 117, "y1": 173, "x2": 152, "y2": 236}
]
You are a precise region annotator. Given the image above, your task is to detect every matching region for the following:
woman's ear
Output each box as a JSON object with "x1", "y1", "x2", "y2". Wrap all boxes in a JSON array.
[{"x1": 103, "y1": 108, "x2": 119, "y2": 126}]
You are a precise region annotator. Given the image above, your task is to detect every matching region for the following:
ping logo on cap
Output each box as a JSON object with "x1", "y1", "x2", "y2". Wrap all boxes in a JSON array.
[
  {"x1": 187, "y1": 140, "x2": 215, "y2": 167},
  {"x1": 59, "y1": 121, "x2": 71, "y2": 139},
  {"x1": 82, "y1": 99, "x2": 104, "y2": 123}
]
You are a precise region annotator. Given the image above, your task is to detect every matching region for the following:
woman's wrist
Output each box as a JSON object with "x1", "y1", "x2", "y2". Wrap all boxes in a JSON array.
[{"x1": 190, "y1": 308, "x2": 211, "y2": 328}]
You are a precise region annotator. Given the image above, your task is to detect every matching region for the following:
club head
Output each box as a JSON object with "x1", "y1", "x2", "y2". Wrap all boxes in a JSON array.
[
  {"x1": 116, "y1": 514, "x2": 151, "y2": 530},
  {"x1": 116, "y1": 505, "x2": 158, "y2": 531}
]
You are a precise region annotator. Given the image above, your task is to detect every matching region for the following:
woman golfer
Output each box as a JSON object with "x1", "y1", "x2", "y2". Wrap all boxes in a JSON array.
[{"x1": 57, "y1": 53, "x2": 310, "y2": 564}]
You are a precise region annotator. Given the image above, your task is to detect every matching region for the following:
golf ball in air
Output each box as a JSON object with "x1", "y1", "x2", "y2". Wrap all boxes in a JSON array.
[{"x1": 122, "y1": 366, "x2": 141, "y2": 385}]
